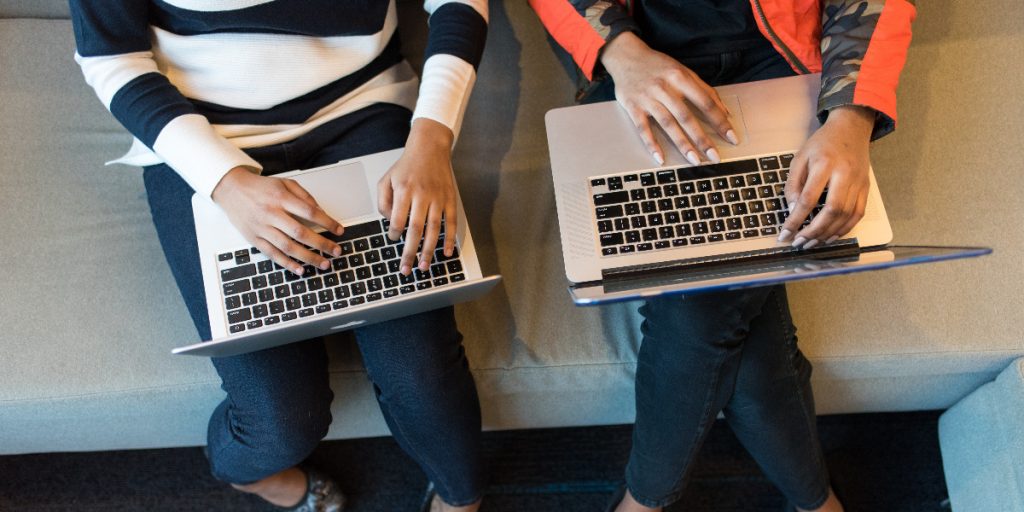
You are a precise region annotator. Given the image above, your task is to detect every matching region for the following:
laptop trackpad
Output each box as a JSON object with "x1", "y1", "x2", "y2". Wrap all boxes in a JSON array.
[{"x1": 291, "y1": 161, "x2": 376, "y2": 224}]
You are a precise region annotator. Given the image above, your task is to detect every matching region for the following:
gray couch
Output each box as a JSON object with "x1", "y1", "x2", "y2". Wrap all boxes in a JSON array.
[{"x1": 2, "y1": 0, "x2": 1022, "y2": 455}]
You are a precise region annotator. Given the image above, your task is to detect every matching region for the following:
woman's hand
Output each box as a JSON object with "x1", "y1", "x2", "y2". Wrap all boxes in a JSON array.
[
  {"x1": 600, "y1": 32, "x2": 737, "y2": 166},
  {"x1": 377, "y1": 118, "x2": 458, "y2": 275},
  {"x1": 780, "y1": 106, "x2": 876, "y2": 248},
  {"x1": 212, "y1": 167, "x2": 344, "y2": 276}
]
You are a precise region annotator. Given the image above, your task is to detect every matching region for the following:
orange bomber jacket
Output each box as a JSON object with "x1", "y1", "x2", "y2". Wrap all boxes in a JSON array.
[{"x1": 529, "y1": 0, "x2": 917, "y2": 140}]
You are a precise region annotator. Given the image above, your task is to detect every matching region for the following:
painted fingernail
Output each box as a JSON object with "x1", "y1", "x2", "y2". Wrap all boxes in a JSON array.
[
  {"x1": 319, "y1": 260, "x2": 330, "y2": 270},
  {"x1": 792, "y1": 236, "x2": 808, "y2": 248},
  {"x1": 803, "y1": 239, "x2": 820, "y2": 250},
  {"x1": 788, "y1": 202, "x2": 796, "y2": 213},
  {"x1": 726, "y1": 130, "x2": 739, "y2": 145},
  {"x1": 706, "y1": 148, "x2": 721, "y2": 163},
  {"x1": 778, "y1": 229, "x2": 793, "y2": 242},
  {"x1": 294, "y1": 266, "x2": 304, "y2": 275},
  {"x1": 686, "y1": 151, "x2": 701, "y2": 166},
  {"x1": 401, "y1": 265, "x2": 411, "y2": 275},
  {"x1": 332, "y1": 246, "x2": 341, "y2": 257},
  {"x1": 653, "y1": 151, "x2": 665, "y2": 165},
  {"x1": 826, "y1": 235, "x2": 839, "y2": 244}
]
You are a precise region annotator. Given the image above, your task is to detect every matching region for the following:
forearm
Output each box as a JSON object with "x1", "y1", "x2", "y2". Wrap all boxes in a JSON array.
[{"x1": 529, "y1": 0, "x2": 638, "y2": 80}]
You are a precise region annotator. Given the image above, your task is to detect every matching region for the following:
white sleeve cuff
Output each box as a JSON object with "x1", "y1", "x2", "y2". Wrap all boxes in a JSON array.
[
  {"x1": 150, "y1": 114, "x2": 263, "y2": 198},
  {"x1": 411, "y1": 54, "x2": 476, "y2": 139}
]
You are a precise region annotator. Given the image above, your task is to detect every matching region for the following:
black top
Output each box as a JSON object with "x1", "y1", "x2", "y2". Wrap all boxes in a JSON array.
[{"x1": 632, "y1": 0, "x2": 769, "y2": 57}]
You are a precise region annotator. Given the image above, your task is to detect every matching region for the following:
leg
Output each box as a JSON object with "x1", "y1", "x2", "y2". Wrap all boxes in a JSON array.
[
  {"x1": 723, "y1": 286, "x2": 832, "y2": 510},
  {"x1": 624, "y1": 287, "x2": 774, "y2": 509},
  {"x1": 144, "y1": 164, "x2": 333, "y2": 505},
  {"x1": 354, "y1": 307, "x2": 483, "y2": 507}
]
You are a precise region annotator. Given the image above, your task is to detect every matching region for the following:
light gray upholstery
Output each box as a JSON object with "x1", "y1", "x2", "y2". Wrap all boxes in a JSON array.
[
  {"x1": 0, "y1": 0, "x2": 68, "y2": 18},
  {"x1": 1, "y1": 1, "x2": 1022, "y2": 455},
  {"x1": 939, "y1": 358, "x2": 1024, "y2": 512}
]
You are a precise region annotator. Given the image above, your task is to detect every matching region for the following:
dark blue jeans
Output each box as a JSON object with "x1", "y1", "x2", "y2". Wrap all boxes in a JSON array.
[
  {"x1": 582, "y1": 43, "x2": 830, "y2": 509},
  {"x1": 143, "y1": 104, "x2": 483, "y2": 506}
]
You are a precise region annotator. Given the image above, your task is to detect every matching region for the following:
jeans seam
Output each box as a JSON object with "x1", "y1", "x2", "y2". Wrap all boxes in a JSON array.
[{"x1": 773, "y1": 289, "x2": 830, "y2": 509}]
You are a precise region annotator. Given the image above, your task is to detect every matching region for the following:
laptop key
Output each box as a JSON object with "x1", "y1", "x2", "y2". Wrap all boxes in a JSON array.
[
  {"x1": 671, "y1": 238, "x2": 688, "y2": 247},
  {"x1": 676, "y1": 224, "x2": 692, "y2": 237},
  {"x1": 659, "y1": 226, "x2": 675, "y2": 239},
  {"x1": 602, "y1": 248, "x2": 618, "y2": 256},
  {"x1": 689, "y1": 236, "x2": 707, "y2": 244},
  {"x1": 416, "y1": 281, "x2": 433, "y2": 290},
  {"x1": 450, "y1": 273, "x2": 466, "y2": 282},
  {"x1": 708, "y1": 234, "x2": 724, "y2": 242},
  {"x1": 400, "y1": 285, "x2": 416, "y2": 294},
  {"x1": 242, "y1": 292, "x2": 257, "y2": 306},
  {"x1": 637, "y1": 243, "x2": 653, "y2": 251},
  {"x1": 225, "y1": 296, "x2": 241, "y2": 310},
  {"x1": 761, "y1": 227, "x2": 779, "y2": 236},
  {"x1": 299, "y1": 308, "x2": 314, "y2": 318},
  {"x1": 257, "y1": 260, "x2": 274, "y2": 274},
  {"x1": 608, "y1": 176, "x2": 623, "y2": 190},
  {"x1": 318, "y1": 290, "x2": 334, "y2": 304},
  {"x1": 742, "y1": 229, "x2": 759, "y2": 238},
  {"x1": 258, "y1": 288, "x2": 274, "y2": 303},
  {"x1": 227, "y1": 308, "x2": 251, "y2": 324},
  {"x1": 726, "y1": 232, "x2": 742, "y2": 240},
  {"x1": 350, "y1": 297, "x2": 366, "y2": 306},
  {"x1": 230, "y1": 324, "x2": 246, "y2": 334},
  {"x1": 619, "y1": 245, "x2": 636, "y2": 254},
  {"x1": 218, "y1": 252, "x2": 233, "y2": 262},
  {"x1": 642, "y1": 228, "x2": 657, "y2": 241},
  {"x1": 625, "y1": 203, "x2": 641, "y2": 216},
  {"x1": 264, "y1": 315, "x2": 280, "y2": 326},
  {"x1": 655, "y1": 240, "x2": 670, "y2": 249},
  {"x1": 268, "y1": 272, "x2": 284, "y2": 285},
  {"x1": 433, "y1": 277, "x2": 449, "y2": 286},
  {"x1": 356, "y1": 267, "x2": 371, "y2": 280},
  {"x1": 269, "y1": 300, "x2": 285, "y2": 314},
  {"x1": 282, "y1": 312, "x2": 298, "y2": 322},
  {"x1": 334, "y1": 285, "x2": 350, "y2": 299},
  {"x1": 246, "y1": 319, "x2": 262, "y2": 329},
  {"x1": 351, "y1": 282, "x2": 367, "y2": 295},
  {"x1": 384, "y1": 289, "x2": 400, "y2": 298},
  {"x1": 630, "y1": 189, "x2": 646, "y2": 201},
  {"x1": 594, "y1": 191, "x2": 630, "y2": 206},
  {"x1": 595, "y1": 205, "x2": 624, "y2": 219},
  {"x1": 301, "y1": 293, "x2": 317, "y2": 308},
  {"x1": 332, "y1": 301, "x2": 348, "y2": 310},
  {"x1": 221, "y1": 264, "x2": 256, "y2": 283},
  {"x1": 597, "y1": 220, "x2": 613, "y2": 232},
  {"x1": 759, "y1": 156, "x2": 781, "y2": 170},
  {"x1": 657, "y1": 170, "x2": 677, "y2": 184},
  {"x1": 316, "y1": 304, "x2": 331, "y2": 314}
]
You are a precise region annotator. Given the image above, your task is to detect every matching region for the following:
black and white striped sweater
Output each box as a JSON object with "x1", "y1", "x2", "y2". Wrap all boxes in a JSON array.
[{"x1": 70, "y1": 0, "x2": 488, "y2": 198}]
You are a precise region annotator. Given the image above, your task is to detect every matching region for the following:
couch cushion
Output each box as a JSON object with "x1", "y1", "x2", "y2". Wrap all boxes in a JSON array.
[{"x1": 0, "y1": 0, "x2": 68, "y2": 19}]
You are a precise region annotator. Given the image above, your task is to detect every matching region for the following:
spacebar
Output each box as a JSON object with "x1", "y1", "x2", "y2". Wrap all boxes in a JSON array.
[{"x1": 324, "y1": 220, "x2": 382, "y2": 242}]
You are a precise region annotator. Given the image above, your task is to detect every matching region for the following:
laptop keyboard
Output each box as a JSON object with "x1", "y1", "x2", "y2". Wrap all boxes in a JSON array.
[
  {"x1": 217, "y1": 218, "x2": 466, "y2": 335},
  {"x1": 589, "y1": 153, "x2": 825, "y2": 257}
]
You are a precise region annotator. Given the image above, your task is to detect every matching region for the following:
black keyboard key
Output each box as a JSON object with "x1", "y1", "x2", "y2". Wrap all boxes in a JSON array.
[
  {"x1": 598, "y1": 220, "x2": 613, "y2": 233},
  {"x1": 367, "y1": 278, "x2": 383, "y2": 292},
  {"x1": 269, "y1": 300, "x2": 285, "y2": 314},
  {"x1": 340, "y1": 270, "x2": 355, "y2": 284},
  {"x1": 221, "y1": 264, "x2": 256, "y2": 282},
  {"x1": 640, "y1": 172, "x2": 655, "y2": 186},
  {"x1": 388, "y1": 260, "x2": 401, "y2": 273},
  {"x1": 690, "y1": 236, "x2": 707, "y2": 244},
  {"x1": 682, "y1": 210, "x2": 697, "y2": 222},
  {"x1": 318, "y1": 289, "x2": 334, "y2": 304},
  {"x1": 743, "y1": 215, "x2": 761, "y2": 228},
  {"x1": 630, "y1": 216, "x2": 647, "y2": 229},
  {"x1": 274, "y1": 284, "x2": 290, "y2": 299},
  {"x1": 658, "y1": 226, "x2": 675, "y2": 239},
  {"x1": 742, "y1": 188, "x2": 758, "y2": 200},
  {"x1": 218, "y1": 252, "x2": 233, "y2": 262},
  {"x1": 384, "y1": 275, "x2": 400, "y2": 288},
  {"x1": 608, "y1": 176, "x2": 623, "y2": 190},
  {"x1": 726, "y1": 232, "x2": 742, "y2": 240},
  {"x1": 637, "y1": 243, "x2": 654, "y2": 251},
  {"x1": 691, "y1": 194, "x2": 707, "y2": 207},
  {"x1": 348, "y1": 254, "x2": 365, "y2": 268},
  {"x1": 350, "y1": 297, "x2": 366, "y2": 306},
  {"x1": 693, "y1": 222, "x2": 709, "y2": 234},
  {"x1": 381, "y1": 246, "x2": 397, "y2": 260},
  {"x1": 764, "y1": 171, "x2": 780, "y2": 184},
  {"x1": 223, "y1": 279, "x2": 251, "y2": 296},
  {"x1": 258, "y1": 288, "x2": 274, "y2": 303},
  {"x1": 732, "y1": 203, "x2": 748, "y2": 216},
  {"x1": 658, "y1": 199, "x2": 674, "y2": 211},
  {"x1": 759, "y1": 156, "x2": 781, "y2": 170},
  {"x1": 370, "y1": 235, "x2": 386, "y2": 249},
  {"x1": 663, "y1": 184, "x2": 679, "y2": 196},
  {"x1": 749, "y1": 201, "x2": 765, "y2": 213},
  {"x1": 351, "y1": 282, "x2": 367, "y2": 295},
  {"x1": 713, "y1": 178, "x2": 729, "y2": 190},
  {"x1": 725, "y1": 190, "x2": 740, "y2": 202},
  {"x1": 730, "y1": 176, "x2": 746, "y2": 188},
  {"x1": 664, "y1": 211, "x2": 680, "y2": 224},
  {"x1": 246, "y1": 319, "x2": 262, "y2": 329},
  {"x1": 727, "y1": 218, "x2": 743, "y2": 230},
  {"x1": 356, "y1": 267, "x2": 371, "y2": 280},
  {"x1": 263, "y1": 315, "x2": 281, "y2": 326},
  {"x1": 384, "y1": 289, "x2": 400, "y2": 298},
  {"x1": 625, "y1": 203, "x2": 641, "y2": 216},
  {"x1": 674, "y1": 196, "x2": 690, "y2": 209},
  {"x1": 746, "y1": 174, "x2": 763, "y2": 185},
  {"x1": 285, "y1": 296, "x2": 301, "y2": 311},
  {"x1": 708, "y1": 234, "x2": 724, "y2": 242},
  {"x1": 354, "y1": 239, "x2": 370, "y2": 252},
  {"x1": 647, "y1": 186, "x2": 663, "y2": 199},
  {"x1": 301, "y1": 293, "x2": 317, "y2": 308},
  {"x1": 648, "y1": 213, "x2": 664, "y2": 226},
  {"x1": 400, "y1": 272, "x2": 416, "y2": 285},
  {"x1": 672, "y1": 238, "x2": 688, "y2": 247},
  {"x1": 416, "y1": 281, "x2": 433, "y2": 290},
  {"x1": 230, "y1": 324, "x2": 245, "y2": 334},
  {"x1": 758, "y1": 186, "x2": 774, "y2": 198},
  {"x1": 657, "y1": 170, "x2": 677, "y2": 184},
  {"x1": 743, "y1": 229, "x2": 760, "y2": 238},
  {"x1": 698, "y1": 207, "x2": 714, "y2": 220},
  {"x1": 619, "y1": 245, "x2": 636, "y2": 254},
  {"x1": 614, "y1": 218, "x2": 630, "y2": 231},
  {"x1": 257, "y1": 260, "x2": 274, "y2": 274},
  {"x1": 366, "y1": 293, "x2": 383, "y2": 302},
  {"x1": 414, "y1": 268, "x2": 431, "y2": 281},
  {"x1": 365, "y1": 250, "x2": 381, "y2": 264},
  {"x1": 642, "y1": 228, "x2": 657, "y2": 241},
  {"x1": 602, "y1": 247, "x2": 617, "y2": 256},
  {"x1": 624, "y1": 174, "x2": 639, "y2": 183},
  {"x1": 400, "y1": 285, "x2": 416, "y2": 294},
  {"x1": 709, "y1": 192, "x2": 724, "y2": 204},
  {"x1": 252, "y1": 304, "x2": 268, "y2": 318},
  {"x1": 227, "y1": 308, "x2": 251, "y2": 324},
  {"x1": 761, "y1": 227, "x2": 779, "y2": 236},
  {"x1": 433, "y1": 277, "x2": 449, "y2": 287},
  {"x1": 710, "y1": 220, "x2": 726, "y2": 233},
  {"x1": 299, "y1": 308, "x2": 314, "y2": 318},
  {"x1": 323, "y1": 273, "x2": 339, "y2": 287},
  {"x1": 600, "y1": 231, "x2": 624, "y2": 247},
  {"x1": 316, "y1": 304, "x2": 332, "y2": 314},
  {"x1": 282, "y1": 312, "x2": 298, "y2": 322},
  {"x1": 641, "y1": 201, "x2": 657, "y2": 213},
  {"x1": 593, "y1": 191, "x2": 630, "y2": 206},
  {"x1": 766, "y1": 199, "x2": 783, "y2": 211},
  {"x1": 780, "y1": 153, "x2": 795, "y2": 168},
  {"x1": 595, "y1": 205, "x2": 625, "y2": 219},
  {"x1": 680, "y1": 182, "x2": 696, "y2": 194},
  {"x1": 332, "y1": 258, "x2": 348, "y2": 271},
  {"x1": 591, "y1": 178, "x2": 606, "y2": 187},
  {"x1": 291, "y1": 281, "x2": 307, "y2": 295},
  {"x1": 761, "y1": 213, "x2": 777, "y2": 226},
  {"x1": 301, "y1": 265, "x2": 316, "y2": 277},
  {"x1": 225, "y1": 296, "x2": 241, "y2": 310},
  {"x1": 697, "y1": 180, "x2": 712, "y2": 192},
  {"x1": 714, "y1": 205, "x2": 731, "y2": 218},
  {"x1": 630, "y1": 189, "x2": 646, "y2": 201},
  {"x1": 307, "y1": 277, "x2": 323, "y2": 291},
  {"x1": 332, "y1": 300, "x2": 349, "y2": 310},
  {"x1": 235, "y1": 253, "x2": 250, "y2": 265},
  {"x1": 335, "y1": 285, "x2": 351, "y2": 299},
  {"x1": 372, "y1": 262, "x2": 388, "y2": 276},
  {"x1": 268, "y1": 272, "x2": 284, "y2": 286},
  {"x1": 676, "y1": 224, "x2": 692, "y2": 237}
]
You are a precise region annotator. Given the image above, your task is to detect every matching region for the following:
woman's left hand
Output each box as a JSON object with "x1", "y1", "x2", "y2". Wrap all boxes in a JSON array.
[
  {"x1": 377, "y1": 118, "x2": 458, "y2": 275},
  {"x1": 780, "y1": 105, "x2": 876, "y2": 249}
]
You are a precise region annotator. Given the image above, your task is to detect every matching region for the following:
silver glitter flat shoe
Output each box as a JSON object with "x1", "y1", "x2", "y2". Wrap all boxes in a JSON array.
[{"x1": 281, "y1": 466, "x2": 346, "y2": 512}]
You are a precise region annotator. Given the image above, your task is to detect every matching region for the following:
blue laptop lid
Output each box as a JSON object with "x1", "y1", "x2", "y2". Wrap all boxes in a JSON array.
[{"x1": 568, "y1": 245, "x2": 992, "y2": 306}]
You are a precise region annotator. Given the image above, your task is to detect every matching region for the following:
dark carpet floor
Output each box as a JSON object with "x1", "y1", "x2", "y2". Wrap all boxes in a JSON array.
[{"x1": 0, "y1": 411, "x2": 950, "y2": 512}]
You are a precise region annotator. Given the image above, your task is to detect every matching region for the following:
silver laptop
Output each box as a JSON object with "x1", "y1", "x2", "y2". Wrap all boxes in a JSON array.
[
  {"x1": 174, "y1": 148, "x2": 501, "y2": 356},
  {"x1": 545, "y1": 73, "x2": 990, "y2": 305}
]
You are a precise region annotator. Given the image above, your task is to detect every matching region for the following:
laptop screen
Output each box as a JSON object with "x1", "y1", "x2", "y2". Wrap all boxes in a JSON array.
[{"x1": 569, "y1": 246, "x2": 991, "y2": 305}]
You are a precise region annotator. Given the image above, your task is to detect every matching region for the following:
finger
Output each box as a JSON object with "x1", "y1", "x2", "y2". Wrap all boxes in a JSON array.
[
  {"x1": 443, "y1": 201, "x2": 457, "y2": 257},
  {"x1": 815, "y1": 184, "x2": 862, "y2": 244},
  {"x1": 377, "y1": 177, "x2": 394, "y2": 218},
  {"x1": 418, "y1": 204, "x2": 444, "y2": 272},
  {"x1": 784, "y1": 151, "x2": 810, "y2": 208},
  {"x1": 281, "y1": 180, "x2": 343, "y2": 235},
  {"x1": 254, "y1": 237, "x2": 304, "y2": 277},
  {"x1": 623, "y1": 103, "x2": 665, "y2": 165},
  {"x1": 833, "y1": 186, "x2": 869, "y2": 242},
  {"x1": 670, "y1": 75, "x2": 735, "y2": 145},
  {"x1": 273, "y1": 213, "x2": 340, "y2": 264},
  {"x1": 645, "y1": 98, "x2": 701, "y2": 165},
  {"x1": 281, "y1": 193, "x2": 343, "y2": 236},
  {"x1": 263, "y1": 227, "x2": 326, "y2": 274},
  {"x1": 794, "y1": 178, "x2": 851, "y2": 249},
  {"x1": 400, "y1": 200, "x2": 428, "y2": 275},
  {"x1": 387, "y1": 189, "x2": 413, "y2": 241},
  {"x1": 652, "y1": 89, "x2": 717, "y2": 163},
  {"x1": 780, "y1": 159, "x2": 830, "y2": 245}
]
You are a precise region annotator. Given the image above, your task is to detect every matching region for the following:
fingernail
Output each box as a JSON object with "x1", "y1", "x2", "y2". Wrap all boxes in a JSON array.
[
  {"x1": 335, "y1": 226, "x2": 344, "y2": 235},
  {"x1": 294, "y1": 266, "x2": 304, "y2": 275},
  {"x1": 788, "y1": 202, "x2": 795, "y2": 213},
  {"x1": 826, "y1": 235, "x2": 839, "y2": 244},
  {"x1": 401, "y1": 265, "x2": 411, "y2": 275},
  {"x1": 725, "y1": 130, "x2": 739, "y2": 145},
  {"x1": 792, "y1": 236, "x2": 807, "y2": 248},
  {"x1": 803, "y1": 239, "x2": 819, "y2": 250},
  {"x1": 319, "y1": 261, "x2": 330, "y2": 270},
  {"x1": 332, "y1": 246, "x2": 341, "y2": 257},
  {"x1": 653, "y1": 151, "x2": 664, "y2": 165},
  {"x1": 706, "y1": 148, "x2": 720, "y2": 163},
  {"x1": 778, "y1": 229, "x2": 793, "y2": 242},
  {"x1": 685, "y1": 151, "x2": 701, "y2": 166}
]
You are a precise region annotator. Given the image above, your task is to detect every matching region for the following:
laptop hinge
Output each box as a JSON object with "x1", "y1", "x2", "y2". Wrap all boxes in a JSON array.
[{"x1": 601, "y1": 238, "x2": 862, "y2": 282}]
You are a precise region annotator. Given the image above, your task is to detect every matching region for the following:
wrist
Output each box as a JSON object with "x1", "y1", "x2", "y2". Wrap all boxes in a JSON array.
[
  {"x1": 600, "y1": 31, "x2": 646, "y2": 78},
  {"x1": 212, "y1": 165, "x2": 257, "y2": 202},
  {"x1": 407, "y1": 117, "x2": 454, "y2": 155},
  {"x1": 826, "y1": 105, "x2": 875, "y2": 136}
]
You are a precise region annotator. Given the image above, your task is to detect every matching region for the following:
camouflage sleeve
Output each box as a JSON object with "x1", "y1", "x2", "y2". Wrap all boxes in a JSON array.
[
  {"x1": 570, "y1": 0, "x2": 638, "y2": 46},
  {"x1": 818, "y1": 0, "x2": 916, "y2": 140},
  {"x1": 529, "y1": 0, "x2": 639, "y2": 81}
]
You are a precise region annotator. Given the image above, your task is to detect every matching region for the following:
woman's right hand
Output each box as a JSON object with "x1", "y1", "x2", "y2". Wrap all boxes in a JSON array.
[
  {"x1": 211, "y1": 167, "x2": 345, "y2": 276},
  {"x1": 600, "y1": 32, "x2": 737, "y2": 166}
]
